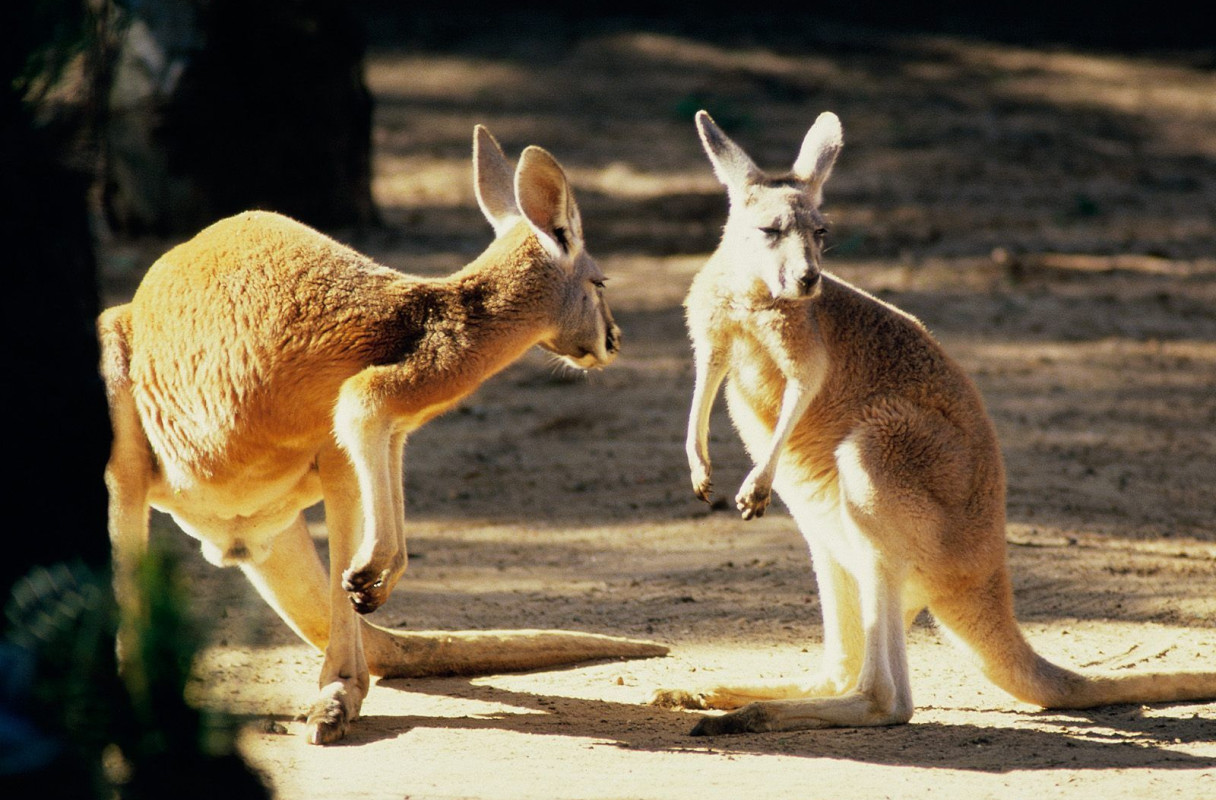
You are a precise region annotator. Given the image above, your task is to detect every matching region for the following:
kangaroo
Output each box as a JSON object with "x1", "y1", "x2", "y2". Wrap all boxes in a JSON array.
[
  {"x1": 99, "y1": 126, "x2": 666, "y2": 745},
  {"x1": 652, "y1": 110, "x2": 1216, "y2": 735}
]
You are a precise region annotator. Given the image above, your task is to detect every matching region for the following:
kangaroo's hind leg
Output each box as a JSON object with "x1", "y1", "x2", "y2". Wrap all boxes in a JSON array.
[
  {"x1": 99, "y1": 307, "x2": 154, "y2": 662},
  {"x1": 791, "y1": 503, "x2": 867, "y2": 697},
  {"x1": 238, "y1": 514, "x2": 332, "y2": 652},
  {"x1": 103, "y1": 378, "x2": 152, "y2": 610},
  {"x1": 301, "y1": 443, "x2": 373, "y2": 745},
  {"x1": 650, "y1": 497, "x2": 866, "y2": 712},
  {"x1": 691, "y1": 501, "x2": 913, "y2": 735}
]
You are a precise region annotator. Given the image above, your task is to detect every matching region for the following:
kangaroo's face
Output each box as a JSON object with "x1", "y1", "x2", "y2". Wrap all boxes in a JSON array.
[
  {"x1": 697, "y1": 110, "x2": 843, "y2": 302},
  {"x1": 475, "y1": 127, "x2": 620, "y2": 370},
  {"x1": 545, "y1": 244, "x2": 620, "y2": 369},
  {"x1": 724, "y1": 180, "x2": 829, "y2": 301}
]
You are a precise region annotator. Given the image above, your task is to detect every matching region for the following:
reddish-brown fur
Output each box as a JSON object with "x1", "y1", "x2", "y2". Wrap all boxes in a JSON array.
[
  {"x1": 653, "y1": 111, "x2": 1216, "y2": 735},
  {"x1": 100, "y1": 128, "x2": 664, "y2": 745}
]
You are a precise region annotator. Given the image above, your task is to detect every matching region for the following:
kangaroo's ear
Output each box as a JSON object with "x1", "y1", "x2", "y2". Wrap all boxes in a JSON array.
[
  {"x1": 515, "y1": 145, "x2": 582, "y2": 261},
  {"x1": 474, "y1": 125, "x2": 521, "y2": 236},
  {"x1": 695, "y1": 110, "x2": 761, "y2": 195},
  {"x1": 792, "y1": 111, "x2": 843, "y2": 204}
]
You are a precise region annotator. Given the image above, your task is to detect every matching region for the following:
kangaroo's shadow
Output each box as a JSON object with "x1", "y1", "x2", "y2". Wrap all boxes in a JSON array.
[{"x1": 286, "y1": 671, "x2": 1216, "y2": 773}]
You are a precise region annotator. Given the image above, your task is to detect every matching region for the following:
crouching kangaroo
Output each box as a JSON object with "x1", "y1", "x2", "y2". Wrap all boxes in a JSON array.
[
  {"x1": 99, "y1": 126, "x2": 666, "y2": 745},
  {"x1": 653, "y1": 110, "x2": 1216, "y2": 735}
]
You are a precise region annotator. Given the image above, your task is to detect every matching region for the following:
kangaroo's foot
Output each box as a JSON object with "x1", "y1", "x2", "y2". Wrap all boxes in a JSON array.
[
  {"x1": 689, "y1": 690, "x2": 914, "y2": 736},
  {"x1": 305, "y1": 681, "x2": 362, "y2": 745},
  {"x1": 650, "y1": 688, "x2": 749, "y2": 711},
  {"x1": 650, "y1": 674, "x2": 845, "y2": 713}
]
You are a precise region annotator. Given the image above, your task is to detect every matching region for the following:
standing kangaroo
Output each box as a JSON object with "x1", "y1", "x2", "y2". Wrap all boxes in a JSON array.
[
  {"x1": 653, "y1": 110, "x2": 1216, "y2": 735},
  {"x1": 99, "y1": 126, "x2": 665, "y2": 745}
]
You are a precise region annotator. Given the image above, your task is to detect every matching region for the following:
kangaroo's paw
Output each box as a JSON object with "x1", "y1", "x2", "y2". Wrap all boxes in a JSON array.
[
  {"x1": 342, "y1": 561, "x2": 401, "y2": 614},
  {"x1": 305, "y1": 683, "x2": 359, "y2": 745},
  {"x1": 690, "y1": 460, "x2": 714, "y2": 503},
  {"x1": 735, "y1": 472, "x2": 771, "y2": 520}
]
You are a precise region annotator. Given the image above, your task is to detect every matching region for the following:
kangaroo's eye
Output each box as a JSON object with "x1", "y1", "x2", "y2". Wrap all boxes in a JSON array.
[
  {"x1": 591, "y1": 279, "x2": 606, "y2": 289},
  {"x1": 760, "y1": 226, "x2": 783, "y2": 240},
  {"x1": 814, "y1": 227, "x2": 828, "y2": 240}
]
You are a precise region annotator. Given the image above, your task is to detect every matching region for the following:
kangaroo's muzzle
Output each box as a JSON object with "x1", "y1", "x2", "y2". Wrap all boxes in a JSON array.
[
  {"x1": 606, "y1": 323, "x2": 622, "y2": 356},
  {"x1": 798, "y1": 270, "x2": 822, "y2": 298}
]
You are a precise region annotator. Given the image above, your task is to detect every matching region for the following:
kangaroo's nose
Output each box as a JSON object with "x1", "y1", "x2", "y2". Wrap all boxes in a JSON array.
[
  {"x1": 799, "y1": 270, "x2": 822, "y2": 296},
  {"x1": 606, "y1": 324, "x2": 622, "y2": 354}
]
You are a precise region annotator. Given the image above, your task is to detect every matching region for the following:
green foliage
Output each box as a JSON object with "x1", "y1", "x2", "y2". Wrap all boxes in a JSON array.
[
  {"x1": 118, "y1": 544, "x2": 251, "y2": 770},
  {"x1": 2, "y1": 546, "x2": 267, "y2": 799},
  {"x1": 3, "y1": 561, "x2": 121, "y2": 794},
  {"x1": 829, "y1": 231, "x2": 867, "y2": 257},
  {"x1": 8, "y1": 0, "x2": 95, "y2": 101}
]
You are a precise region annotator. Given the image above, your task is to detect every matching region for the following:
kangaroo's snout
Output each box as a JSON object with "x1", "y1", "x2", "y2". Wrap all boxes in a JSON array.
[
  {"x1": 799, "y1": 269, "x2": 822, "y2": 298},
  {"x1": 606, "y1": 322, "x2": 621, "y2": 356}
]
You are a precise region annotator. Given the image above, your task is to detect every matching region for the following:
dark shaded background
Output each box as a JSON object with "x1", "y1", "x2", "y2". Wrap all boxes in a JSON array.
[
  {"x1": 13, "y1": 0, "x2": 1203, "y2": 592},
  {"x1": 357, "y1": 1, "x2": 1215, "y2": 52},
  {"x1": 1, "y1": 0, "x2": 1210, "y2": 794}
]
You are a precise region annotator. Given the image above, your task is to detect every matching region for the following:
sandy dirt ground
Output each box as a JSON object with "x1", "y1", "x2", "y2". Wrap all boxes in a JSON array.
[{"x1": 100, "y1": 23, "x2": 1216, "y2": 800}]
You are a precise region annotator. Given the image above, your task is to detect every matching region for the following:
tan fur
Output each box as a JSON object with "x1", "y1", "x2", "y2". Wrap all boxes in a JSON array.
[
  {"x1": 652, "y1": 111, "x2": 1216, "y2": 735},
  {"x1": 100, "y1": 127, "x2": 665, "y2": 745}
]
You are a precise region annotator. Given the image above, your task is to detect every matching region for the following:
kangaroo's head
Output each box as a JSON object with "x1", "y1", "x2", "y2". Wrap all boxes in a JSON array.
[
  {"x1": 474, "y1": 126, "x2": 620, "y2": 369},
  {"x1": 696, "y1": 110, "x2": 843, "y2": 302}
]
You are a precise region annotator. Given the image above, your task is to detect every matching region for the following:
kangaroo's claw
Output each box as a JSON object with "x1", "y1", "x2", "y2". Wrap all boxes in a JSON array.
[
  {"x1": 305, "y1": 687, "x2": 356, "y2": 745},
  {"x1": 342, "y1": 566, "x2": 393, "y2": 614}
]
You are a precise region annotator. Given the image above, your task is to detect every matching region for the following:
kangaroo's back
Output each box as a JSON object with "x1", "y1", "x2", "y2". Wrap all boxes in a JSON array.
[
  {"x1": 124, "y1": 211, "x2": 418, "y2": 474},
  {"x1": 130, "y1": 210, "x2": 414, "y2": 372},
  {"x1": 811, "y1": 275, "x2": 1003, "y2": 479}
]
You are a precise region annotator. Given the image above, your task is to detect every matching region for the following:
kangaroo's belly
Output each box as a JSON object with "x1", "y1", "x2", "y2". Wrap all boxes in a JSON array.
[{"x1": 148, "y1": 458, "x2": 323, "y2": 567}]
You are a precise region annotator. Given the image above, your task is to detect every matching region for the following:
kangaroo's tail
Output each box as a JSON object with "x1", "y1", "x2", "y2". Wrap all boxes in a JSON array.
[
  {"x1": 929, "y1": 568, "x2": 1216, "y2": 709},
  {"x1": 361, "y1": 625, "x2": 668, "y2": 679},
  {"x1": 239, "y1": 516, "x2": 667, "y2": 678}
]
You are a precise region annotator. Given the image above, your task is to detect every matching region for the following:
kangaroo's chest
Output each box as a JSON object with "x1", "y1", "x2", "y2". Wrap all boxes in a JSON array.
[
  {"x1": 720, "y1": 303, "x2": 823, "y2": 418},
  {"x1": 726, "y1": 333, "x2": 784, "y2": 418},
  {"x1": 720, "y1": 306, "x2": 843, "y2": 493}
]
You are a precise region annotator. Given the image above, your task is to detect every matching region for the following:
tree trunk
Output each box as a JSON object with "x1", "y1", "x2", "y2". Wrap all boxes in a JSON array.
[{"x1": 104, "y1": 0, "x2": 377, "y2": 235}]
